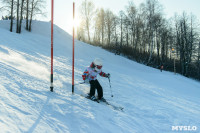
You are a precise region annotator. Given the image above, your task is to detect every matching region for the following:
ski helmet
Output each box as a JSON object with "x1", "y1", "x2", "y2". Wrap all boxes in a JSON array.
[{"x1": 93, "y1": 58, "x2": 103, "y2": 71}]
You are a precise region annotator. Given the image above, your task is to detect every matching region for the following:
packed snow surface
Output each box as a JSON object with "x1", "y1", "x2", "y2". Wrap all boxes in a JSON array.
[{"x1": 0, "y1": 20, "x2": 200, "y2": 133}]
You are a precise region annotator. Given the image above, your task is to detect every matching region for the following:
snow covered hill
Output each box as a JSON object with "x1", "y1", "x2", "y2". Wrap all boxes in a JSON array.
[{"x1": 0, "y1": 20, "x2": 200, "y2": 133}]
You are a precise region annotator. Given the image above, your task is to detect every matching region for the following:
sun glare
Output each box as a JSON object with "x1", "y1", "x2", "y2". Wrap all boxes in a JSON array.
[{"x1": 73, "y1": 17, "x2": 80, "y2": 28}]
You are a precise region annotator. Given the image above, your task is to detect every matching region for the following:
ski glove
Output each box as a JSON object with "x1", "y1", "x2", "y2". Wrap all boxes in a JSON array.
[
  {"x1": 106, "y1": 73, "x2": 110, "y2": 78},
  {"x1": 82, "y1": 75, "x2": 89, "y2": 84},
  {"x1": 82, "y1": 75, "x2": 86, "y2": 80}
]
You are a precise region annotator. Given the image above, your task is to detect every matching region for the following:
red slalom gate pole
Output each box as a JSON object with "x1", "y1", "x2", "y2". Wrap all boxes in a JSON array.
[
  {"x1": 50, "y1": 0, "x2": 54, "y2": 92},
  {"x1": 72, "y1": 2, "x2": 75, "y2": 94}
]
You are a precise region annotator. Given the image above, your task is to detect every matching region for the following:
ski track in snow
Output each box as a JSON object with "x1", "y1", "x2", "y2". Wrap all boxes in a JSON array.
[{"x1": 0, "y1": 20, "x2": 200, "y2": 133}]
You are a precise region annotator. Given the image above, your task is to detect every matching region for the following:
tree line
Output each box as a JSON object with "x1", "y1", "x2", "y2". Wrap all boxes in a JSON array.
[
  {"x1": 77, "y1": 0, "x2": 200, "y2": 81},
  {"x1": 0, "y1": 0, "x2": 46, "y2": 33}
]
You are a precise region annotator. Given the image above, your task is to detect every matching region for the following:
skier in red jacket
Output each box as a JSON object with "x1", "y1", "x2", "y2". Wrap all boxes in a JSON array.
[{"x1": 82, "y1": 58, "x2": 110, "y2": 102}]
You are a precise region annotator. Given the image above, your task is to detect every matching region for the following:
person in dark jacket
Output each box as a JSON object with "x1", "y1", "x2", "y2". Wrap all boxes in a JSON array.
[{"x1": 160, "y1": 64, "x2": 164, "y2": 72}]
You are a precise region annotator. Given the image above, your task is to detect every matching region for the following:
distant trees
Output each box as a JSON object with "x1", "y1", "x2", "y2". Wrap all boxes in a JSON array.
[
  {"x1": 77, "y1": 0, "x2": 200, "y2": 80},
  {"x1": 174, "y1": 13, "x2": 200, "y2": 77},
  {"x1": 0, "y1": 0, "x2": 46, "y2": 33},
  {"x1": 93, "y1": 8, "x2": 106, "y2": 45}
]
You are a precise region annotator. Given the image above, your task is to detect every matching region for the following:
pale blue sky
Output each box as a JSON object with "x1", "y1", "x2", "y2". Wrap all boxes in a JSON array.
[{"x1": 42, "y1": 0, "x2": 200, "y2": 34}]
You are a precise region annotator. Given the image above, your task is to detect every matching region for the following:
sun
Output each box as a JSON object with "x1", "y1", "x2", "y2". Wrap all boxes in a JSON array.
[
  {"x1": 71, "y1": 10, "x2": 81, "y2": 30},
  {"x1": 73, "y1": 16, "x2": 80, "y2": 28}
]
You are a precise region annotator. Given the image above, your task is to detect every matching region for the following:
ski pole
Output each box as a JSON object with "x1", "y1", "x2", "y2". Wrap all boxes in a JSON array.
[
  {"x1": 74, "y1": 81, "x2": 85, "y2": 86},
  {"x1": 108, "y1": 77, "x2": 113, "y2": 97}
]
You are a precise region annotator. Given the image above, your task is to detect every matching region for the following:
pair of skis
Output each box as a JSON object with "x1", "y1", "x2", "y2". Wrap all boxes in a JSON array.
[
  {"x1": 101, "y1": 100, "x2": 124, "y2": 112},
  {"x1": 81, "y1": 94, "x2": 124, "y2": 112}
]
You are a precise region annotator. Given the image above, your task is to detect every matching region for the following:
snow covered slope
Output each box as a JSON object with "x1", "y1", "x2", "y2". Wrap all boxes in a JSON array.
[{"x1": 0, "y1": 20, "x2": 200, "y2": 133}]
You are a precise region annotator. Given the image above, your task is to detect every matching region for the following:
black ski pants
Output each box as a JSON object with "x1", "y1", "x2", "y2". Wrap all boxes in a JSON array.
[{"x1": 89, "y1": 79, "x2": 103, "y2": 99}]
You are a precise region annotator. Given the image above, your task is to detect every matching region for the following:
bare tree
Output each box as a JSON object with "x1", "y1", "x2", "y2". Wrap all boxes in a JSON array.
[
  {"x1": 10, "y1": 0, "x2": 14, "y2": 32},
  {"x1": 0, "y1": 0, "x2": 15, "y2": 32},
  {"x1": 105, "y1": 9, "x2": 115, "y2": 45},
  {"x1": 93, "y1": 8, "x2": 106, "y2": 45},
  {"x1": 144, "y1": 0, "x2": 163, "y2": 65},
  {"x1": 99, "y1": 8, "x2": 105, "y2": 45},
  {"x1": 174, "y1": 13, "x2": 199, "y2": 76},
  {"x1": 113, "y1": 16, "x2": 119, "y2": 44},
  {"x1": 16, "y1": 0, "x2": 19, "y2": 33},
  {"x1": 126, "y1": 2, "x2": 137, "y2": 47},
  {"x1": 79, "y1": 0, "x2": 95, "y2": 43},
  {"x1": 28, "y1": 0, "x2": 34, "y2": 31},
  {"x1": 29, "y1": 0, "x2": 46, "y2": 31},
  {"x1": 119, "y1": 11, "x2": 124, "y2": 49},
  {"x1": 19, "y1": 0, "x2": 25, "y2": 33},
  {"x1": 26, "y1": 0, "x2": 29, "y2": 30},
  {"x1": 137, "y1": 3, "x2": 147, "y2": 53},
  {"x1": 93, "y1": 8, "x2": 102, "y2": 44}
]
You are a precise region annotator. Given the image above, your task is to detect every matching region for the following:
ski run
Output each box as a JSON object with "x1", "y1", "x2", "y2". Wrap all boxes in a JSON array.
[{"x1": 0, "y1": 20, "x2": 200, "y2": 133}]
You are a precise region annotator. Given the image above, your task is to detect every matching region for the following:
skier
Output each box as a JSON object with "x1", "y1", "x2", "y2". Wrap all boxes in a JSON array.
[
  {"x1": 82, "y1": 58, "x2": 110, "y2": 102},
  {"x1": 160, "y1": 64, "x2": 164, "y2": 72}
]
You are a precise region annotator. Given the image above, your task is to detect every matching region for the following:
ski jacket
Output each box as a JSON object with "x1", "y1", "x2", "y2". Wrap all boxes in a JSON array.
[{"x1": 82, "y1": 66, "x2": 107, "y2": 81}]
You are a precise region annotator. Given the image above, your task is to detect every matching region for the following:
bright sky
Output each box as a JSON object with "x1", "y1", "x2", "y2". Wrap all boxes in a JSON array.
[{"x1": 37, "y1": 0, "x2": 200, "y2": 34}]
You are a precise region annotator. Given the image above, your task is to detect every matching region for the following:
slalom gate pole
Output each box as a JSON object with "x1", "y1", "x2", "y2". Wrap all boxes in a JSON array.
[
  {"x1": 72, "y1": 2, "x2": 75, "y2": 94},
  {"x1": 50, "y1": 0, "x2": 54, "y2": 92},
  {"x1": 108, "y1": 77, "x2": 113, "y2": 97}
]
